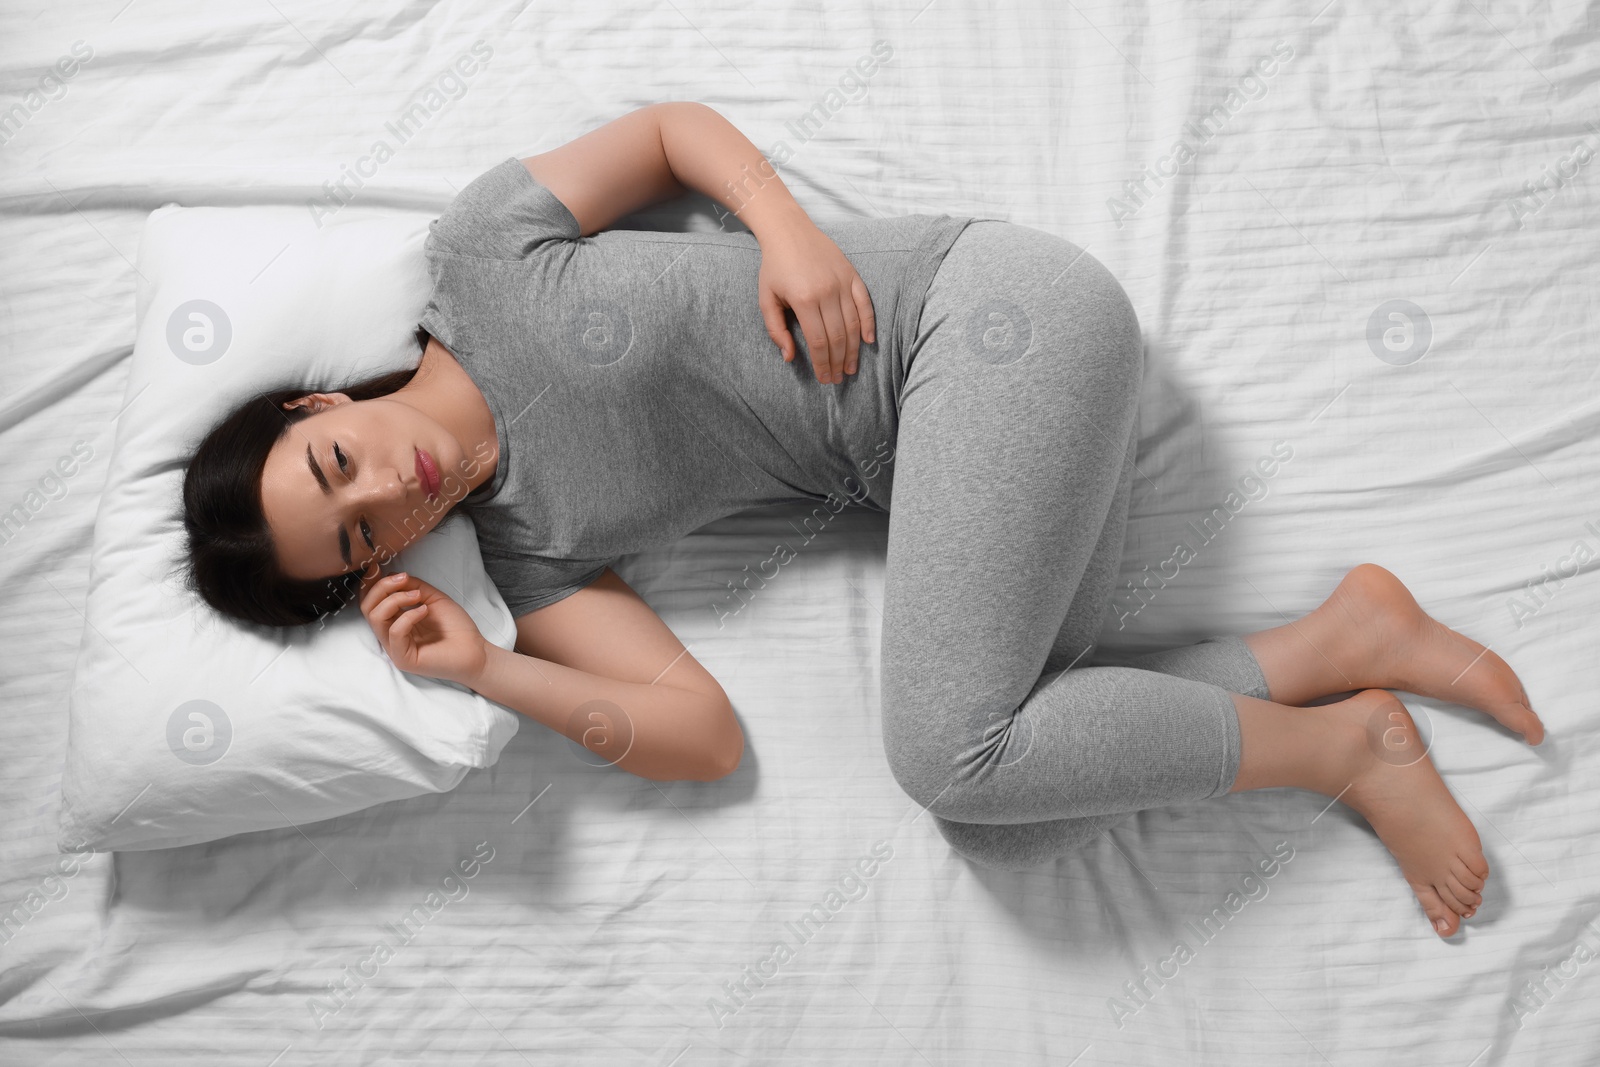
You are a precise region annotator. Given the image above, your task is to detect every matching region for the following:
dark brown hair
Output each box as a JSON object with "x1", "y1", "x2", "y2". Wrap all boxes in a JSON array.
[{"x1": 177, "y1": 327, "x2": 431, "y2": 628}]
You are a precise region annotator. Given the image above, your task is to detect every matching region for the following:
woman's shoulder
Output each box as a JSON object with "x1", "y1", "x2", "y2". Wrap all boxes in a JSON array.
[{"x1": 427, "y1": 157, "x2": 580, "y2": 261}]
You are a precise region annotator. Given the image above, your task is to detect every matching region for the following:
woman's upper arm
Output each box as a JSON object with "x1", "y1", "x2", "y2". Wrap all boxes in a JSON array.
[
  {"x1": 520, "y1": 102, "x2": 694, "y2": 238},
  {"x1": 511, "y1": 566, "x2": 729, "y2": 706}
]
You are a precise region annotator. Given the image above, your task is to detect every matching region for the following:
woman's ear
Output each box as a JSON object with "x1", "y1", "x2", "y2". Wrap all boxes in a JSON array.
[{"x1": 280, "y1": 392, "x2": 353, "y2": 414}]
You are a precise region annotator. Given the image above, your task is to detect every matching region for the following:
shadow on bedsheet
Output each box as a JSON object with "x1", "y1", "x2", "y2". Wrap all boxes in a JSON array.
[
  {"x1": 950, "y1": 779, "x2": 1531, "y2": 980},
  {"x1": 2, "y1": 722, "x2": 763, "y2": 1034},
  {"x1": 1097, "y1": 336, "x2": 1314, "y2": 658}
]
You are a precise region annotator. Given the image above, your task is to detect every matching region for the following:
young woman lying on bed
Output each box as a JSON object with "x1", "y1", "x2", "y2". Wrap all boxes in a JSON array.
[{"x1": 179, "y1": 101, "x2": 1545, "y2": 940}]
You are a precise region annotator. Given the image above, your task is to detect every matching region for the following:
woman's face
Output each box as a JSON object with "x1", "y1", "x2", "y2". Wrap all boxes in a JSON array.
[{"x1": 261, "y1": 392, "x2": 472, "y2": 582}]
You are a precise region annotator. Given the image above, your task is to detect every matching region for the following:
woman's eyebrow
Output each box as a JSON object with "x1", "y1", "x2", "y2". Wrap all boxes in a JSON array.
[
  {"x1": 302, "y1": 443, "x2": 351, "y2": 566},
  {"x1": 304, "y1": 444, "x2": 332, "y2": 493}
]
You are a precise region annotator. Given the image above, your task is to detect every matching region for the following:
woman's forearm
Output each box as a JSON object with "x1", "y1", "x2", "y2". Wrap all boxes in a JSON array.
[
  {"x1": 467, "y1": 640, "x2": 743, "y2": 782},
  {"x1": 656, "y1": 101, "x2": 811, "y2": 241}
]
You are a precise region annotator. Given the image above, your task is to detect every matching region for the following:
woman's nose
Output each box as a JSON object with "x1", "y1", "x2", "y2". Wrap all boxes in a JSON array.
[{"x1": 356, "y1": 467, "x2": 406, "y2": 505}]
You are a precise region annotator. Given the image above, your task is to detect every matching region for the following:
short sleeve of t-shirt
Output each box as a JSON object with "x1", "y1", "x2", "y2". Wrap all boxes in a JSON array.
[
  {"x1": 485, "y1": 551, "x2": 613, "y2": 618},
  {"x1": 425, "y1": 157, "x2": 580, "y2": 261}
]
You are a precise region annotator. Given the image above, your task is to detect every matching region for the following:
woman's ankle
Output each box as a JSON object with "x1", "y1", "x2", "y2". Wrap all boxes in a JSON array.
[
  {"x1": 1241, "y1": 606, "x2": 1371, "y2": 707},
  {"x1": 1228, "y1": 692, "x2": 1367, "y2": 797}
]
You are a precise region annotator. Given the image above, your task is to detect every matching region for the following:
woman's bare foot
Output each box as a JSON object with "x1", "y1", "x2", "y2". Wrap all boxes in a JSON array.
[
  {"x1": 1317, "y1": 564, "x2": 1544, "y2": 744},
  {"x1": 1329, "y1": 689, "x2": 1490, "y2": 938}
]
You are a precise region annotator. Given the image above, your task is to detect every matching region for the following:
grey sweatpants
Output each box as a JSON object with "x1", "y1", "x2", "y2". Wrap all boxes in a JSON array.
[{"x1": 882, "y1": 220, "x2": 1272, "y2": 871}]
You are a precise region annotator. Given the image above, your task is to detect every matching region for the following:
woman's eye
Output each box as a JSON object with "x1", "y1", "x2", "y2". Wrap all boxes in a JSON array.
[
  {"x1": 360, "y1": 519, "x2": 374, "y2": 550},
  {"x1": 334, "y1": 443, "x2": 349, "y2": 476}
]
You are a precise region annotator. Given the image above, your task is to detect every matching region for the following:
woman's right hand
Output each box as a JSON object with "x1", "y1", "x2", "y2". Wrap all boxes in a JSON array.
[
  {"x1": 359, "y1": 567, "x2": 488, "y2": 687},
  {"x1": 757, "y1": 218, "x2": 876, "y2": 385}
]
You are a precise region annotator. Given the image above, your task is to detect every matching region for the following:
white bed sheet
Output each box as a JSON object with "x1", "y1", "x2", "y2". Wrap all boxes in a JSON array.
[{"x1": 2, "y1": 1, "x2": 1597, "y2": 1064}]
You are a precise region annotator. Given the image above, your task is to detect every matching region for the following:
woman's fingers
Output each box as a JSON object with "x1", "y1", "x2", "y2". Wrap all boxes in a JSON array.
[
  {"x1": 852, "y1": 275, "x2": 876, "y2": 347},
  {"x1": 801, "y1": 286, "x2": 859, "y2": 384},
  {"x1": 793, "y1": 303, "x2": 831, "y2": 384},
  {"x1": 369, "y1": 588, "x2": 419, "y2": 633},
  {"x1": 838, "y1": 291, "x2": 862, "y2": 376},
  {"x1": 758, "y1": 284, "x2": 795, "y2": 363},
  {"x1": 373, "y1": 590, "x2": 428, "y2": 667},
  {"x1": 360, "y1": 570, "x2": 408, "y2": 614},
  {"x1": 357, "y1": 563, "x2": 385, "y2": 607},
  {"x1": 388, "y1": 601, "x2": 428, "y2": 652},
  {"x1": 818, "y1": 299, "x2": 850, "y2": 383},
  {"x1": 765, "y1": 271, "x2": 874, "y2": 383}
]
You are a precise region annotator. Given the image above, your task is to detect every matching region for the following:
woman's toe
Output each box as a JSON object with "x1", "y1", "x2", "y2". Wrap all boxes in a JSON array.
[{"x1": 1415, "y1": 885, "x2": 1459, "y2": 937}]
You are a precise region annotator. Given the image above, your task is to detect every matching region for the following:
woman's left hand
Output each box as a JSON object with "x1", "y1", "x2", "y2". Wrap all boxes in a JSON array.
[
  {"x1": 359, "y1": 569, "x2": 488, "y2": 688},
  {"x1": 757, "y1": 222, "x2": 877, "y2": 385}
]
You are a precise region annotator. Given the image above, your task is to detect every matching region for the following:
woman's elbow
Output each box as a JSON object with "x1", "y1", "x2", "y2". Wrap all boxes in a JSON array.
[
  {"x1": 696, "y1": 704, "x2": 744, "y2": 781},
  {"x1": 624, "y1": 699, "x2": 743, "y2": 783}
]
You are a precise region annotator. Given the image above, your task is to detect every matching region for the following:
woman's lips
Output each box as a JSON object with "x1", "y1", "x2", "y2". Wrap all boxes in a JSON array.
[{"x1": 415, "y1": 447, "x2": 441, "y2": 501}]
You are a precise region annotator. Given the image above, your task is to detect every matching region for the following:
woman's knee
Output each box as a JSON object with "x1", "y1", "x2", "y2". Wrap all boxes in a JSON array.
[
  {"x1": 879, "y1": 716, "x2": 962, "y2": 814},
  {"x1": 880, "y1": 682, "x2": 1031, "y2": 815}
]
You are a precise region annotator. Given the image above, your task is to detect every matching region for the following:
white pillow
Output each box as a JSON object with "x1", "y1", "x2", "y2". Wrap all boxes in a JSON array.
[{"x1": 57, "y1": 202, "x2": 522, "y2": 853}]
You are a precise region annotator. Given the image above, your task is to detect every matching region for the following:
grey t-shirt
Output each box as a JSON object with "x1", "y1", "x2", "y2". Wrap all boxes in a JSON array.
[{"x1": 419, "y1": 157, "x2": 973, "y2": 617}]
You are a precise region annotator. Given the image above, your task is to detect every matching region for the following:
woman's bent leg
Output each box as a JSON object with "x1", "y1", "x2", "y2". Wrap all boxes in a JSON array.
[
  {"x1": 883, "y1": 221, "x2": 1244, "y2": 828},
  {"x1": 936, "y1": 573, "x2": 1544, "y2": 871},
  {"x1": 888, "y1": 229, "x2": 1507, "y2": 929},
  {"x1": 933, "y1": 633, "x2": 1276, "y2": 871},
  {"x1": 934, "y1": 684, "x2": 1495, "y2": 940},
  {"x1": 921, "y1": 382, "x2": 1275, "y2": 872}
]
